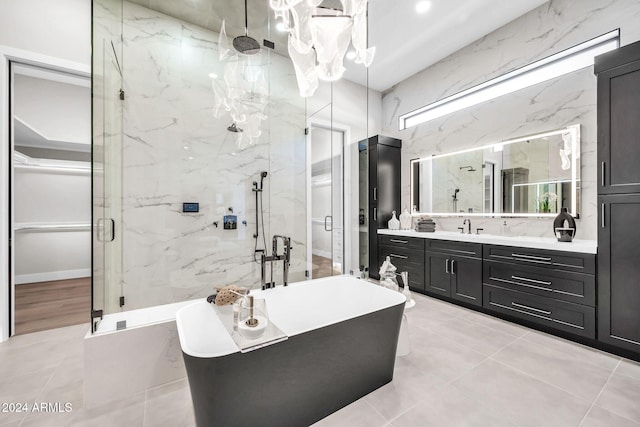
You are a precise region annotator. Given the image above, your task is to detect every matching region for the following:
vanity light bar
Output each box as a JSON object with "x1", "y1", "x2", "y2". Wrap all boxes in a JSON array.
[{"x1": 398, "y1": 29, "x2": 620, "y2": 130}]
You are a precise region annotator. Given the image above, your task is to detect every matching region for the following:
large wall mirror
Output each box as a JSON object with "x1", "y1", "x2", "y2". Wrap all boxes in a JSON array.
[{"x1": 411, "y1": 124, "x2": 580, "y2": 217}]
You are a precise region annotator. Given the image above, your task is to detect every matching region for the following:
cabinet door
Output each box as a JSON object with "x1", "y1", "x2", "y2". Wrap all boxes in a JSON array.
[
  {"x1": 425, "y1": 252, "x2": 451, "y2": 297},
  {"x1": 598, "y1": 194, "x2": 640, "y2": 352},
  {"x1": 450, "y1": 257, "x2": 482, "y2": 306},
  {"x1": 598, "y1": 60, "x2": 640, "y2": 194}
]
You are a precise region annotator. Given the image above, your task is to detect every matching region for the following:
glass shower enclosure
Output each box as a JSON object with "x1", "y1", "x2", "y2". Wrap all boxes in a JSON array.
[{"x1": 91, "y1": 0, "x2": 307, "y2": 332}]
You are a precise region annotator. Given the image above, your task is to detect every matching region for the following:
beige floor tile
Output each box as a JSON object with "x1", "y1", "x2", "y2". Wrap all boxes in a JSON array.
[
  {"x1": 581, "y1": 405, "x2": 640, "y2": 427},
  {"x1": 427, "y1": 316, "x2": 520, "y2": 356},
  {"x1": 595, "y1": 370, "x2": 640, "y2": 423},
  {"x1": 492, "y1": 338, "x2": 616, "y2": 402},
  {"x1": 522, "y1": 331, "x2": 620, "y2": 371},
  {"x1": 390, "y1": 382, "x2": 518, "y2": 427},
  {"x1": 405, "y1": 327, "x2": 487, "y2": 382},
  {"x1": 449, "y1": 359, "x2": 591, "y2": 427},
  {"x1": 144, "y1": 379, "x2": 194, "y2": 427},
  {"x1": 313, "y1": 398, "x2": 388, "y2": 427},
  {"x1": 0, "y1": 338, "x2": 74, "y2": 379},
  {"x1": 457, "y1": 310, "x2": 530, "y2": 338},
  {"x1": 36, "y1": 359, "x2": 85, "y2": 411},
  {"x1": 616, "y1": 359, "x2": 640, "y2": 381},
  {"x1": 364, "y1": 358, "x2": 446, "y2": 421}
]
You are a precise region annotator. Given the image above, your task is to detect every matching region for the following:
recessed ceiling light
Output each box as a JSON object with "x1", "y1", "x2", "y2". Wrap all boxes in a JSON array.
[
  {"x1": 415, "y1": 1, "x2": 431, "y2": 14},
  {"x1": 346, "y1": 51, "x2": 356, "y2": 61},
  {"x1": 208, "y1": 73, "x2": 218, "y2": 79},
  {"x1": 276, "y1": 22, "x2": 286, "y2": 32}
]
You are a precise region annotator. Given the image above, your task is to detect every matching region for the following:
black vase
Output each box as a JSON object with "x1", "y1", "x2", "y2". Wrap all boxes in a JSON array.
[{"x1": 553, "y1": 207, "x2": 577, "y2": 242}]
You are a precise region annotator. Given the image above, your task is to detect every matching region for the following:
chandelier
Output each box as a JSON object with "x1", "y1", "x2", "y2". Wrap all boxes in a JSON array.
[
  {"x1": 210, "y1": 20, "x2": 269, "y2": 149},
  {"x1": 269, "y1": 0, "x2": 375, "y2": 97}
]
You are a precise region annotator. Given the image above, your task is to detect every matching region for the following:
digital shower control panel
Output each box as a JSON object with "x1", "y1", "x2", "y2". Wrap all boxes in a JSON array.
[{"x1": 183, "y1": 202, "x2": 199, "y2": 213}]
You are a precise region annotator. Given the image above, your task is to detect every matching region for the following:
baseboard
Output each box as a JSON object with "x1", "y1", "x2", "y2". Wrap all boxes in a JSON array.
[{"x1": 15, "y1": 268, "x2": 91, "y2": 285}]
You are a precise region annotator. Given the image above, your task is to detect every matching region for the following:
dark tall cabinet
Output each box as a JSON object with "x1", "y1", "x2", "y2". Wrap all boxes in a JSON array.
[
  {"x1": 359, "y1": 136, "x2": 401, "y2": 279},
  {"x1": 595, "y1": 40, "x2": 640, "y2": 354}
]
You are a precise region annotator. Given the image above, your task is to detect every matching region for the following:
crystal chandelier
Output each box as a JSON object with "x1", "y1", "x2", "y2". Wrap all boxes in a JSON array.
[
  {"x1": 269, "y1": 0, "x2": 375, "y2": 97},
  {"x1": 210, "y1": 20, "x2": 269, "y2": 149}
]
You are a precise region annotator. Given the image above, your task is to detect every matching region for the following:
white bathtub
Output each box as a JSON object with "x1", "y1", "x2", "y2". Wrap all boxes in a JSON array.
[{"x1": 177, "y1": 275, "x2": 406, "y2": 426}]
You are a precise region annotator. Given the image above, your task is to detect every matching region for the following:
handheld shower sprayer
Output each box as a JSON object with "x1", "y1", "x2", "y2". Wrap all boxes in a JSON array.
[{"x1": 260, "y1": 171, "x2": 268, "y2": 190}]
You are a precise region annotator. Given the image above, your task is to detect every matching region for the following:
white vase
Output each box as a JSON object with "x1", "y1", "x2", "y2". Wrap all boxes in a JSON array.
[
  {"x1": 399, "y1": 207, "x2": 411, "y2": 230},
  {"x1": 388, "y1": 211, "x2": 400, "y2": 230}
]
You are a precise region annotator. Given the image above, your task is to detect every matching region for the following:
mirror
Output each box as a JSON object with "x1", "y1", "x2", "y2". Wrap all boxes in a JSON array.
[{"x1": 411, "y1": 124, "x2": 580, "y2": 217}]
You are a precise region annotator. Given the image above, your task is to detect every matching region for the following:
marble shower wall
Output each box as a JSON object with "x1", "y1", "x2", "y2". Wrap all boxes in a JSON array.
[
  {"x1": 119, "y1": 2, "x2": 305, "y2": 310},
  {"x1": 381, "y1": 0, "x2": 640, "y2": 240}
]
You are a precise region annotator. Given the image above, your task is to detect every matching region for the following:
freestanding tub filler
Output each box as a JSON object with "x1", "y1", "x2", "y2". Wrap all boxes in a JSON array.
[{"x1": 176, "y1": 275, "x2": 405, "y2": 427}]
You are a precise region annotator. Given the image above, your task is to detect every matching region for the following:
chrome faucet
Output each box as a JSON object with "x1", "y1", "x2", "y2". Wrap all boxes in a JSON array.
[
  {"x1": 463, "y1": 218, "x2": 471, "y2": 234},
  {"x1": 261, "y1": 235, "x2": 292, "y2": 289}
]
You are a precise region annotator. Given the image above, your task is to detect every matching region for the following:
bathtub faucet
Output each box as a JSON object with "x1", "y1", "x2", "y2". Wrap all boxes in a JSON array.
[{"x1": 261, "y1": 235, "x2": 292, "y2": 290}]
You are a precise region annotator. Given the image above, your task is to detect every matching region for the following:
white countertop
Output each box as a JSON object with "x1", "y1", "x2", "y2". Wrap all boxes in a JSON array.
[
  {"x1": 378, "y1": 229, "x2": 597, "y2": 254},
  {"x1": 176, "y1": 276, "x2": 406, "y2": 358}
]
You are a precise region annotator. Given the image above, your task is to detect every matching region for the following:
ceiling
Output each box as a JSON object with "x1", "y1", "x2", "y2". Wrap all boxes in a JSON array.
[{"x1": 129, "y1": 0, "x2": 549, "y2": 92}]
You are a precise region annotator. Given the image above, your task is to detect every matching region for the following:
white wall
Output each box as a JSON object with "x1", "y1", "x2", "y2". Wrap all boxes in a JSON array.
[
  {"x1": 13, "y1": 167, "x2": 91, "y2": 284},
  {"x1": 0, "y1": 0, "x2": 91, "y2": 340},
  {"x1": 0, "y1": 0, "x2": 91, "y2": 66},
  {"x1": 381, "y1": 0, "x2": 640, "y2": 240},
  {"x1": 14, "y1": 74, "x2": 91, "y2": 145}
]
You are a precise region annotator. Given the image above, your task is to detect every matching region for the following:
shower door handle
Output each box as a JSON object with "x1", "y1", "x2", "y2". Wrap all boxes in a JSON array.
[
  {"x1": 97, "y1": 218, "x2": 115, "y2": 242},
  {"x1": 324, "y1": 216, "x2": 332, "y2": 232}
]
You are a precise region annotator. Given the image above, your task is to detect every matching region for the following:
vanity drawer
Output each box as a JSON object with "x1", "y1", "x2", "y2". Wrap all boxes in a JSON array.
[
  {"x1": 483, "y1": 245, "x2": 596, "y2": 274},
  {"x1": 483, "y1": 284, "x2": 595, "y2": 339},
  {"x1": 379, "y1": 245, "x2": 424, "y2": 268},
  {"x1": 426, "y1": 239, "x2": 482, "y2": 259},
  {"x1": 483, "y1": 261, "x2": 595, "y2": 306},
  {"x1": 378, "y1": 235, "x2": 425, "y2": 250}
]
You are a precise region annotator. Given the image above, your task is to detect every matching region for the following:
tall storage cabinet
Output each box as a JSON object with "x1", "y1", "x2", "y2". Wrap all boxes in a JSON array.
[
  {"x1": 595, "y1": 41, "x2": 640, "y2": 354},
  {"x1": 359, "y1": 136, "x2": 401, "y2": 279}
]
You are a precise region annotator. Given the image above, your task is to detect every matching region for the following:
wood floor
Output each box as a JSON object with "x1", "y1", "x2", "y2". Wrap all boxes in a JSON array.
[
  {"x1": 311, "y1": 255, "x2": 342, "y2": 278},
  {"x1": 14, "y1": 277, "x2": 91, "y2": 335}
]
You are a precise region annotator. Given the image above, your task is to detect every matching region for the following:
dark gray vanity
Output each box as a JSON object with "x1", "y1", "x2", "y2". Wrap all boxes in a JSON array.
[{"x1": 374, "y1": 230, "x2": 640, "y2": 360}]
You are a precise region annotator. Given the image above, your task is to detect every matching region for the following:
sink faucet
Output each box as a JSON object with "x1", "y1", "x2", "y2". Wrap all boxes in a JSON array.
[
  {"x1": 463, "y1": 218, "x2": 471, "y2": 234},
  {"x1": 261, "y1": 235, "x2": 292, "y2": 289}
]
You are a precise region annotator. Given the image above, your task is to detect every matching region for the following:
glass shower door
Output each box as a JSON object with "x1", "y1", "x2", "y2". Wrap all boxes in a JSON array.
[{"x1": 92, "y1": 0, "x2": 123, "y2": 331}]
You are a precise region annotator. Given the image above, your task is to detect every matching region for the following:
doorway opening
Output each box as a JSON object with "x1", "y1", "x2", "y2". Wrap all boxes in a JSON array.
[
  {"x1": 307, "y1": 122, "x2": 347, "y2": 279},
  {"x1": 9, "y1": 63, "x2": 91, "y2": 335}
]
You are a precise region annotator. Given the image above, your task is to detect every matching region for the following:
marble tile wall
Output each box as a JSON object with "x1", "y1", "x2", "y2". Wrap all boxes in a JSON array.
[
  {"x1": 119, "y1": 2, "x2": 306, "y2": 310},
  {"x1": 381, "y1": 0, "x2": 640, "y2": 240}
]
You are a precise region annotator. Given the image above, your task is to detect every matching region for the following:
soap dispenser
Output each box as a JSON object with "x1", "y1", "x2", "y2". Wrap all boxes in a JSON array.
[
  {"x1": 399, "y1": 207, "x2": 411, "y2": 230},
  {"x1": 388, "y1": 211, "x2": 400, "y2": 230}
]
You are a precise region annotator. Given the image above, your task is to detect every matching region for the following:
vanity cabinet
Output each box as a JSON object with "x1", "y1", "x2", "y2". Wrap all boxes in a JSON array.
[
  {"x1": 595, "y1": 41, "x2": 640, "y2": 354},
  {"x1": 360, "y1": 136, "x2": 402, "y2": 279},
  {"x1": 378, "y1": 235, "x2": 425, "y2": 290},
  {"x1": 595, "y1": 41, "x2": 640, "y2": 195},
  {"x1": 482, "y1": 245, "x2": 596, "y2": 339},
  {"x1": 424, "y1": 240, "x2": 483, "y2": 307}
]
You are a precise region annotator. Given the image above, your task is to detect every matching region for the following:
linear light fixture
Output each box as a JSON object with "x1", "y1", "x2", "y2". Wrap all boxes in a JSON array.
[{"x1": 399, "y1": 29, "x2": 620, "y2": 130}]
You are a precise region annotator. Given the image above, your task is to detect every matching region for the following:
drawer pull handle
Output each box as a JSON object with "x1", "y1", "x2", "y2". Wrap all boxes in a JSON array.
[
  {"x1": 445, "y1": 259, "x2": 450, "y2": 274},
  {"x1": 512, "y1": 253, "x2": 552, "y2": 262},
  {"x1": 511, "y1": 302, "x2": 551, "y2": 315},
  {"x1": 511, "y1": 276, "x2": 552, "y2": 286},
  {"x1": 390, "y1": 239, "x2": 408, "y2": 244},
  {"x1": 451, "y1": 259, "x2": 456, "y2": 274},
  {"x1": 389, "y1": 254, "x2": 408, "y2": 260}
]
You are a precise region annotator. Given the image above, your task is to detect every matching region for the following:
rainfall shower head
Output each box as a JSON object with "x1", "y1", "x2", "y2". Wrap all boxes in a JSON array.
[
  {"x1": 233, "y1": 36, "x2": 260, "y2": 55},
  {"x1": 459, "y1": 166, "x2": 476, "y2": 172},
  {"x1": 233, "y1": 0, "x2": 260, "y2": 55},
  {"x1": 227, "y1": 123, "x2": 243, "y2": 133}
]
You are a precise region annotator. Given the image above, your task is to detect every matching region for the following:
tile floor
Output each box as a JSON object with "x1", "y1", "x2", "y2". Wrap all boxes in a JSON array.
[{"x1": 1, "y1": 292, "x2": 639, "y2": 426}]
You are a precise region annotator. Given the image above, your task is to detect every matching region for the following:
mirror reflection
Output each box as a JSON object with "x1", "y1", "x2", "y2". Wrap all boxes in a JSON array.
[{"x1": 411, "y1": 124, "x2": 580, "y2": 217}]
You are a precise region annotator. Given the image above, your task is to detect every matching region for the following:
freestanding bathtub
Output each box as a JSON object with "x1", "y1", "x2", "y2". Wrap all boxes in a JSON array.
[{"x1": 176, "y1": 275, "x2": 406, "y2": 427}]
